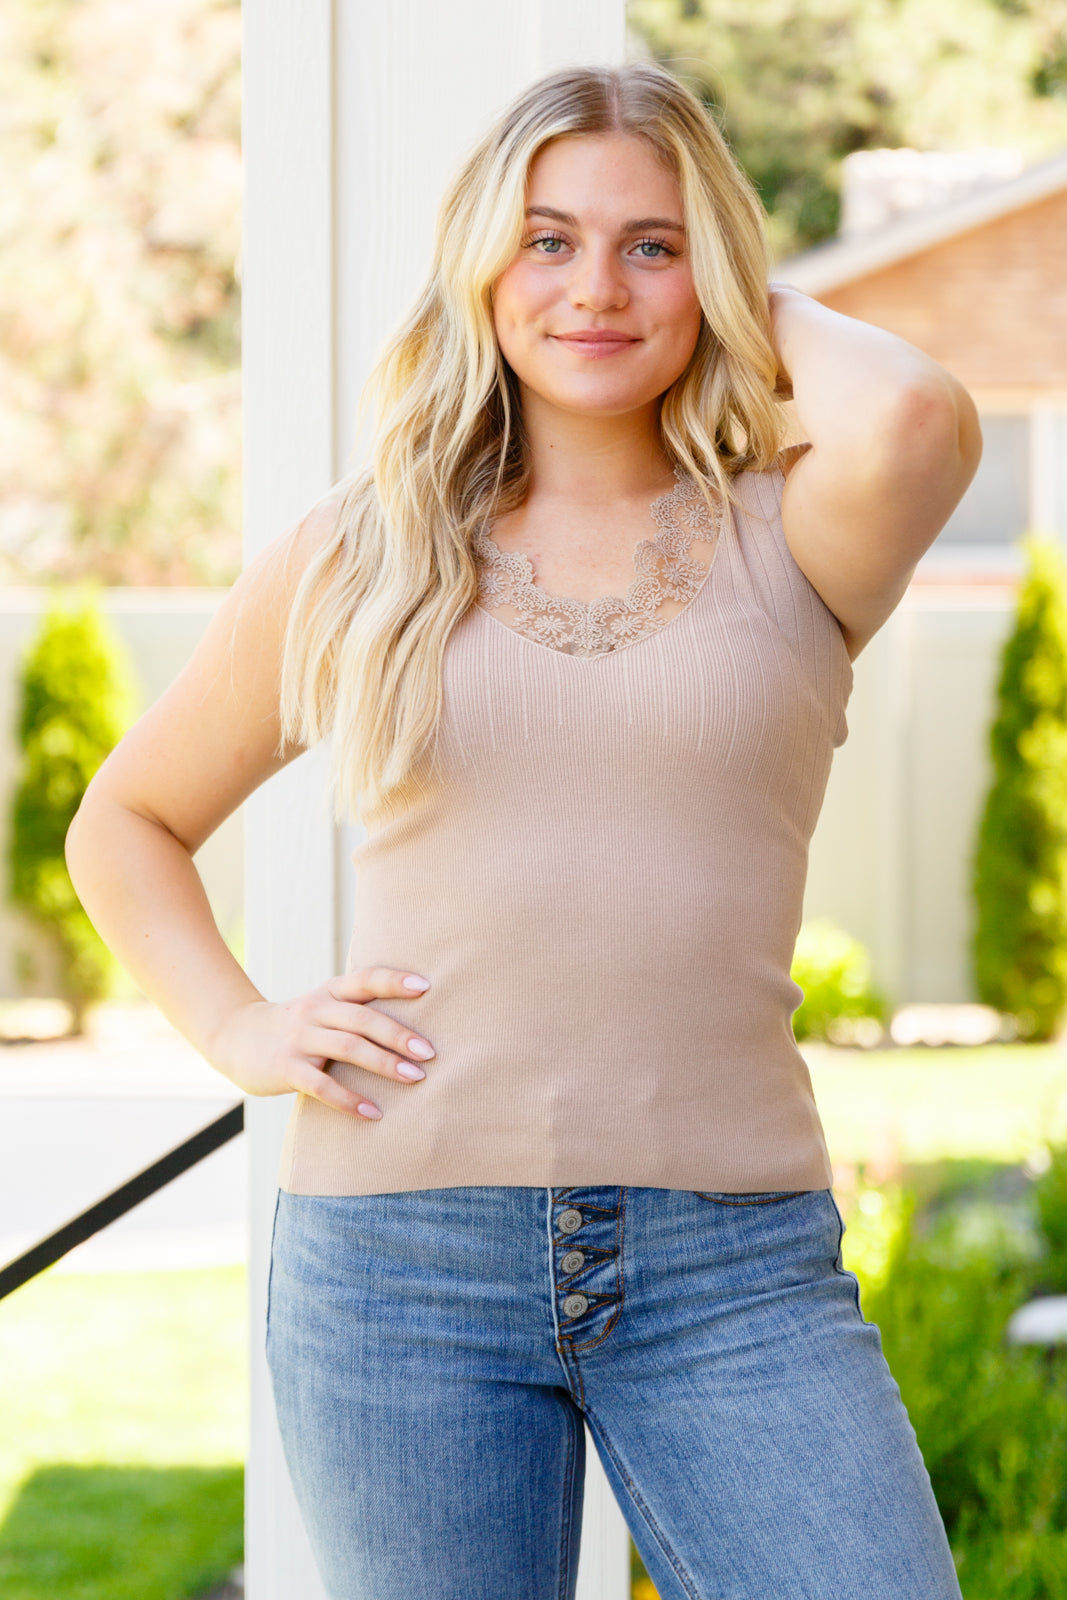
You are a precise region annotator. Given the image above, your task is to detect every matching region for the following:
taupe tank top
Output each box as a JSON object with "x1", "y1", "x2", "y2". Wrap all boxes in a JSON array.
[{"x1": 278, "y1": 458, "x2": 853, "y2": 1195}]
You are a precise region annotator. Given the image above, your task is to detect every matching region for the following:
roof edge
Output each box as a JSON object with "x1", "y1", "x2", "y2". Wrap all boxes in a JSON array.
[{"x1": 773, "y1": 147, "x2": 1067, "y2": 294}]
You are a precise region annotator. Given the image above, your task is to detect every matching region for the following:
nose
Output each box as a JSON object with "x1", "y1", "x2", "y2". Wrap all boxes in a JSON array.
[{"x1": 567, "y1": 244, "x2": 629, "y2": 313}]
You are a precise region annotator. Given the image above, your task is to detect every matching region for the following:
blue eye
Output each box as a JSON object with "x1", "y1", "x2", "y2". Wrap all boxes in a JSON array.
[{"x1": 521, "y1": 232, "x2": 678, "y2": 259}]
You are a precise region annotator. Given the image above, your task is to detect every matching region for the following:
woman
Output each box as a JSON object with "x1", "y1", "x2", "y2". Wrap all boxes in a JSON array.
[{"x1": 66, "y1": 63, "x2": 979, "y2": 1600}]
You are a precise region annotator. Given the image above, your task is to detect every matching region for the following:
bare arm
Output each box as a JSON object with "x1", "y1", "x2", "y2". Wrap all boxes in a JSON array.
[
  {"x1": 768, "y1": 283, "x2": 983, "y2": 657},
  {"x1": 65, "y1": 500, "x2": 438, "y2": 1118},
  {"x1": 65, "y1": 528, "x2": 299, "y2": 1057}
]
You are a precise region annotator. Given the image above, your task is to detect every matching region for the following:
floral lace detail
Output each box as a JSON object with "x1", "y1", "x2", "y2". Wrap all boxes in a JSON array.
[{"x1": 472, "y1": 466, "x2": 722, "y2": 657}]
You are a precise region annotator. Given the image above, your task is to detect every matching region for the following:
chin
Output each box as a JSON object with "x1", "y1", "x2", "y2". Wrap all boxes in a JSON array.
[
  {"x1": 567, "y1": 400, "x2": 658, "y2": 419},
  {"x1": 521, "y1": 369, "x2": 655, "y2": 408},
  {"x1": 546, "y1": 386, "x2": 666, "y2": 417}
]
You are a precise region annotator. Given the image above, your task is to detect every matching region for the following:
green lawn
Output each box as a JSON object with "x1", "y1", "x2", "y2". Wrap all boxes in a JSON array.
[
  {"x1": 807, "y1": 1042, "x2": 1067, "y2": 1292},
  {"x1": 808, "y1": 1041, "x2": 1067, "y2": 1166},
  {"x1": 0, "y1": 1266, "x2": 247, "y2": 1600},
  {"x1": 0, "y1": 1466, "x2": 243, "y2": 1600}
]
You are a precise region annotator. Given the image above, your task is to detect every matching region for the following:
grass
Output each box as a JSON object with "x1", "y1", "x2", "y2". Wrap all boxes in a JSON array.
[
  {"x1": 862, "y1": 1167, "x2": 1067, "y2": 1600},
  {"x1": 808, "y1": 1041, "x2": 1067, "y2": 1166},
  {"x1": 0, "y1": 1466, "x2": 243, "y2": 1600},
  {"x1": 0, "y1": 1266, "x2": 247, "y2": 1599}
]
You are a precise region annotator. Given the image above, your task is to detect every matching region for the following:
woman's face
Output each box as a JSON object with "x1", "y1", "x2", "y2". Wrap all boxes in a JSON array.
[{"x1": 491, "y1": 132, "x2": 702, "y2": 421}]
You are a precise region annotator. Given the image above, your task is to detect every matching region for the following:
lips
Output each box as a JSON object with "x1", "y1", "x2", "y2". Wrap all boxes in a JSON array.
[
  {"x1": 551, "y1": 331, "x2": 638, "y2": 344},
  {"x1": 550, "y1": 331, "x2": 641, "y2": 359}
]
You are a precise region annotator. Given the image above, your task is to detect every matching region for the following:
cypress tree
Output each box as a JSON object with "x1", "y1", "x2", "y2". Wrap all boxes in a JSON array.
[
  {"x1": 972, "y1": 537, "x2": 1067, "y2": 1040},
  {"x1": 8, "y1": 590, "x2": 136, "y2": 1031}
]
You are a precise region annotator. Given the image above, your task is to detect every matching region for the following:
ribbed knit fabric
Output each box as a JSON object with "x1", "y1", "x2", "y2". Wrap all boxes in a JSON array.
[{"x1": 278, "y1": 461, "x2": 853, "y2": 1196}]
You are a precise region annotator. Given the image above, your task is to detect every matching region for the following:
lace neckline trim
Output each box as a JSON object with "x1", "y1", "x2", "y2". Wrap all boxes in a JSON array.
[{"x1": 472, "y1": 466, "x2": 722, "y2": 658}]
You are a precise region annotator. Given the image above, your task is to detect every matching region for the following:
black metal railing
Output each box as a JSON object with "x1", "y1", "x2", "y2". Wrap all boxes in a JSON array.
[{"x1": 0, "y1": 1102, "x2": 245, "y2": 1301}]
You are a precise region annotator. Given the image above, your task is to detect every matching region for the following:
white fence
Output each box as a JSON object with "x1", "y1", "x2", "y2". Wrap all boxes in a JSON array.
[{"x1": 805, "y1": 583, "x2": 1015, "y2": 1006}]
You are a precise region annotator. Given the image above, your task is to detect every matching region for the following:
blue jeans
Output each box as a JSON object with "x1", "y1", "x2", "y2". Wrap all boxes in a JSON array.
[{"x1": 266, "y1": 1184, "x2": 963, "y2": 1600}]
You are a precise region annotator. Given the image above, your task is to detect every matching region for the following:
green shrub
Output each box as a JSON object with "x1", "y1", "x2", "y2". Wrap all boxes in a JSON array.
[
  {"x1": 1029, "y1": 1140, "x2": 1067, "y2": 1296},
  {"x1": 790, "y1": 917, "x2": 887, "y2": 1043},
  {"x1": 7, "y1": 590, "x2": 136, "y2": 1030},
  {"x1": 972, "y1": 536, "x2": 1067, "y2": 1041},
  {"x1": 865, "y1": 1175, "x2": 1067, "y2": 1597}
]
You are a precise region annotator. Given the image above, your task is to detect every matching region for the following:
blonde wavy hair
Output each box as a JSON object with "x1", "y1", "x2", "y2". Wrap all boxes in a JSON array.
[{"x1": 279, "y1": 62, "x2": 787, "y2": 823}]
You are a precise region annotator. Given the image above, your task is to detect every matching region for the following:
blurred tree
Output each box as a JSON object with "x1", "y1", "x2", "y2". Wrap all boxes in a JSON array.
[
  {"x1": 972, "y1": 538, "x2": 1067, "y2": 1042},
  {"x1": 628, "y1": 0, "x2": 1067, "y2": 261},
  {"x1": 0, "y1": 0, "x2": 241, "y2": 584},
  {"x1": 8, "y1": 592, "x2": 137, "y2": 1030}
]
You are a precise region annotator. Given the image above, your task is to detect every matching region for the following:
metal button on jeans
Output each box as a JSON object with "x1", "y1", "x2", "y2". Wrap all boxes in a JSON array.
[
  {"x1": 558, "y1": 1208, "x2": 584, "y2": 1234},
  {"x1": 561, "y1": 1250, "x2": 585, "y2": 1274},
  {"x1": 562, "y1": 1293, "x2": 589, "y2": 1319}
]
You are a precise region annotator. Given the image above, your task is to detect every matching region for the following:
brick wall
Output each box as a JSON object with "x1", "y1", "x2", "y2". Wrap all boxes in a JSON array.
[{"x1": 820, "y1": 188, "x2": 1067, "y2": 390}]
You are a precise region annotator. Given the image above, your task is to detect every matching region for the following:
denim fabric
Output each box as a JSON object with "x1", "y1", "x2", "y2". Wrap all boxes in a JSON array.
[{"x1": 266, "y1": 1184, "x2": 963, "y2": 1600}]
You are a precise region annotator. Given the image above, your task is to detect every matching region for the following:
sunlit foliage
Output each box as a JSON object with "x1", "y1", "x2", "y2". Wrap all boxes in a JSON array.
[
  {"x1": 0, "y1": 0, "x2": 241, "y2": 584},
  {"x1": 628, "y1": 0, "x2": 1067, "y2": 261}
]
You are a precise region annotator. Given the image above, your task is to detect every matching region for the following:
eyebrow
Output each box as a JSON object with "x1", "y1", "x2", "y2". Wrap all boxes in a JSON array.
[{"x1": 525, "y1": 205, "x2": 685, "y2": 233}]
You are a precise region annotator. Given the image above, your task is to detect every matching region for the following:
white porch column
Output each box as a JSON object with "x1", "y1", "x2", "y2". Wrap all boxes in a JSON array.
[
  {"x1": 243, "y1": 5, "x2": 630, "y2": 1597},
  {"x1": 1031, "y1": 403, "x2": 1067, "y2": 543}
]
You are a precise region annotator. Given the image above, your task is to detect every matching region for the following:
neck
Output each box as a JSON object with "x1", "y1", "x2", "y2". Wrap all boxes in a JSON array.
[{"x1": 519, "y1": 388, "x2": 675, "y2": 507}]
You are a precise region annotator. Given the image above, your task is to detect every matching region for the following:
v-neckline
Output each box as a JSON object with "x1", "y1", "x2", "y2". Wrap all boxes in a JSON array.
[{"x1": 472, "y1": 467, "x2": 728, "y2": 663}]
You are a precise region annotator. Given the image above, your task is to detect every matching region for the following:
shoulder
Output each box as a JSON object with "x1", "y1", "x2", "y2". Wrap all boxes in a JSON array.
[
  {"x1": 724, "y1": 455, "x2": 851, "y2": 634},
  {"x1": 262, "y1": 479, "x2": 354, "y2": 589},
  {"x1": 723, "y1": 444, "x2": 810, "y2": 505},
  {"x1": 722, "y1": 448, "x2": 806, "y2": 523},
  {"x1": 775, "y1": 392, "x2": 981, "y2": 658},
  {"x1": 234, "y1": 478, "x2": 357, "y2": 634}
]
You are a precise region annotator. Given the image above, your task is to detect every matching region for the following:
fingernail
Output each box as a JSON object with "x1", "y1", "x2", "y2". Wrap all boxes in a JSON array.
[
  {"x1": 407, "y1": 1038, "x2": 435, "y2": 1059},
  {"x1": 396, "y1": 1062, "x2": 425, "y2": 1081},
  {"x1": 403, "y1": 975, "x2": 430, "y2": 991},
  {"x1": 358, "y1": 1102, "x2": 382, "y2": 1119}
]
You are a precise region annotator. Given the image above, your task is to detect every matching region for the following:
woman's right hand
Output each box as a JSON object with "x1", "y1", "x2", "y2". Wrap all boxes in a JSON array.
[{"x1": 206, "y1": 967, "x2": 435, "y2": 1120}]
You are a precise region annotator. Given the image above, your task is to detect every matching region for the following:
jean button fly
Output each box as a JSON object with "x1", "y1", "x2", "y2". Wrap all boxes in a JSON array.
[
  {"x1": 562, "y1": 1293, "x2": 589, "y2": 1319},
  {"x1": 558, "y1": 1208, "x2": 584, "y2": 1234},
  {"x1": 561, "y1": 1250, "x2": 585, "y2": 1274}
]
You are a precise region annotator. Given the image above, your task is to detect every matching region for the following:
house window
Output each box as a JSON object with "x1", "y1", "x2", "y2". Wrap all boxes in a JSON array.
[{"x1": 935, "y1": 414, "x2": 1029, "y2": 546}]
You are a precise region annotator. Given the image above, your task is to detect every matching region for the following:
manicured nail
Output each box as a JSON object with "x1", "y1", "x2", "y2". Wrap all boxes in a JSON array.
[
  {"x1": 403, "y1": 975, "x2": 430, "y2": 991},
  {"x1": 407, "y1": 1038, "x2": 435, "y2": 1059},
  {"x1": 358, "y1": 1102, "x2": 382, "y2": 1119},
  {"x1": 396, "y1": 1062, "x2": 425, "y2": 1081}
]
